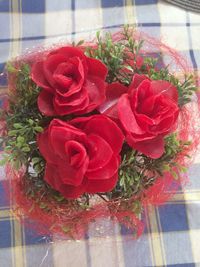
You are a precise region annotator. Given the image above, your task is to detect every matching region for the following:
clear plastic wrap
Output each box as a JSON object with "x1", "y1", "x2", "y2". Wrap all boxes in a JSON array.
[{"x1": 1, "y1": 28, "x2": 200, "y2": 267}]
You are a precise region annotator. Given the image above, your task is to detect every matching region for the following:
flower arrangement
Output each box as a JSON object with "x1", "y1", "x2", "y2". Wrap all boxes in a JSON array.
[{"x1": 1, "y1": 26, "x2": 199, "y2": 238}]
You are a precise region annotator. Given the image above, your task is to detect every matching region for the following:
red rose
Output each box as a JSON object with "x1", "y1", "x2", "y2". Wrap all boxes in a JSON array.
[
  {"x1": 38, "y1": 115, "x2": 124, "y2": 199},
  {"x1": 100, "y1": 74, "x2": 179, "y2": 158},
  {"x1": 31, "y1": 46, "x2": 108, "y2": 116},
  {"x1": 120, "y1": 74, "x2": 179, "y2": 158},
  {"x1": 98, "y1": 82, "x2": 127, "y2": 120}
]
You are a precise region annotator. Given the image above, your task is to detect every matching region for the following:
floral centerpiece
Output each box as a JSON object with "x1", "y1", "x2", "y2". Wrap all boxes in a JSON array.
[{"x1": 1, "y1": 26, "x2": 199, "y2": 238}]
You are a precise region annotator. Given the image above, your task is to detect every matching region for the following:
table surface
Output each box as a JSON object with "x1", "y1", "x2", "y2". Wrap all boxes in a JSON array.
[{"x1": 0, "y1": 0, "x2": 200, "y2": 266}]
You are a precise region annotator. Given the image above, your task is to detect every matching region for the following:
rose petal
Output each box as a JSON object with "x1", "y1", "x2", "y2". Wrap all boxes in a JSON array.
[
  {"x1": 55, "y1": 46, "x2": 86, "y2": 61},
  {"x1": 56, "y1": 46, "x2": 88, "y2": 75},
  {"x1": 135, "y1": 79, "x2": 152, "y2": 103},
  {"x1": 135, "y1": 114, "x2": 154, "y2": 129},
  {"x1": 55, "y1": 88, "x2": 88, "y2": 107},
  {"x1": 44, "y1": 163, "x2": 62, "y2": 190},
  {"x1": 127, "y1": 131, "x2": 156, "y2": 142},
  {"x1": 43, "y1": 54, "x2": 69, "y2": 87},
  {"x1": 136, "y1": 95, "x2": 157, "y2": 116},
  {"x1": 127, "y1": 135, "x2": 165, "y2": 159},
  {"x1": 41, "y1": 120, "x2": 89, "y2": 187},
  {"x1": 86, "y1": 170, "x2": 118, "y2": 193},
  {"x1": 71, "y1": 115, "x2": 124, "y2": 154},
  {"x1": 54, "y1": 57, "x2": 85, "y2": 96},
  {"x1": 150, "y1": 80, "x2": 178, "y2": 102},
  {"x1": 128, "y1": 73, "x2": 149, "y2": 92},
  {"x1": 57, "y1": 157, "x2": 88, "y2": 186},
  {"x1": 81, "y1": 75, "x2": 106, "y2": 113},
  {"x1": 102, "y1": 105, "x2": 119, "y2": 121},
  {"x1": 65, "y1": 140, "x2": 88, "y2": 168},
  {"x1": 53, "y1": 89, "x2": 89, "y2": 115},
  {"x1": 37, "y1": 130, "x2": 58, "y2": 164},
  {"x1": 38, "y1": 90, "x2": 56, "y2": 116},
  {"x1": 84, "y1": 116, "x2": 124, "y2": 154},
  {"x1": 98, "y1": 82, "x2": 127, "y2": 114},
  {"x1": 86, "y1": 134, "x2": 113, "y2": 171},
  {"x1": 31, "y1": 61, "x2": 53, "y2": 92},
  {"x1": 54, "y1": 75, "x2": 106, "y2": 115},
  {"x1": 53, "y1": 74, "x2": 73, "y2": 90},
  {"x1": 49, "y1": 119, "x2": 86, "y2": 158},
  {"x1": 118, "y1": 94, "x2": 145, "y2": 135},
  {"x1": 59, "y1": 178, "x2": 88, "y2": 199},
  {"x1": 149, "y1": 115, "x2": 174, "y2": 134},
  {"x1": 86, "y1": 154, "x2": 119, "y2": 180},
  {"x1": 87, "y1": 57, "x2": 108, "y2": 80}
]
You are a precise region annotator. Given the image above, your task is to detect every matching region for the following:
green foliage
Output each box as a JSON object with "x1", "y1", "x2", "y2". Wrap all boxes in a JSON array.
[
  {"x1": 142, "y1": 133, "x2": 190, "y2": 176},
  {"x1": 85, "y1": 31, "x2": 125, "y2": 83},
  {"x1": 112, "y1": 133, "x2": 190, "y2": 199},
  {"x1": 86, "y1": 25, "x2": 197, "y2": 106},
  {"x1": 72, "y1": 39, "x2": 84, "y2": 47},
  {"x1": 176, "y1": 75, "x2": 197, "y2": 106},
  {"x1": 1, "y1": 63, "x2": 45, "y2": 173},
  {"x1": 149, "y1": 65, "x2": 198, "y2": 106},
  {"x1": 85, "y1": 25, "x2": 144, "y2": 84}
]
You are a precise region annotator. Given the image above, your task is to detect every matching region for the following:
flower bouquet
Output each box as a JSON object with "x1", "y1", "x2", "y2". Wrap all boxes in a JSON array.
[{"x1": 1, "y1": 26, "x2": 200, "y2": 238}]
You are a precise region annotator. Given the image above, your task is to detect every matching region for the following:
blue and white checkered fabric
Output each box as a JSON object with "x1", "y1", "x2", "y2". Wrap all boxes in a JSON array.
[{"x1": 0, "y1": 1, "x2": 200, "y2": 266}]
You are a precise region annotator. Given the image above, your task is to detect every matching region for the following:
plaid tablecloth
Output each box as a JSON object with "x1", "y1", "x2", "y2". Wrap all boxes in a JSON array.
[{"x1": 0, "y1": 0, "x2": 200, "y2": 266}]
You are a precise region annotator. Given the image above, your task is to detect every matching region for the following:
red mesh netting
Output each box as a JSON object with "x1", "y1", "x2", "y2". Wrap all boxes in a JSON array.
[{"x1": 1, "y1": 30, "x2": 200, "y2": 239}]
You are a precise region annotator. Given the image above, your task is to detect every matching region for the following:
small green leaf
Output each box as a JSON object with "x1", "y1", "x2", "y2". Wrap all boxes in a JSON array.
[
  {"x1": 6, "y1": 62, "x2": 17, "y2": 73},
  {"x1": 13, "y1": 160, "x2": 21, "y2": 170},
  {"x1": 22, "y1": 64, "x2": 30, "y2": 74},
  {"x1": 34, "y1": 164, "x2": 43, "y2": 173},
  {"x1": 34, "y1": 126, "x2": 43, "y2": 133},
  {"x1": 22, "y1": 146, "x2": 30, "y2": 152},
  {"x1": 8, "y1": 130, "x2": 18, "y2": 136},
  {"x1": 13, "y1": 123, "x2": 23, "y2": 129},
  {"x1": 171, "y1": 170, "x2": 179, "y2": 180},
  {"x1": 163, "y1": 164, "x2": 170, "y2": 172},
  {"x1": 54, "y1": 195, "x2": 65, "y2": 202},
  {"x1": 76, "y1": 40, "x2": 84, "y2": 46},
  {"x1": 39, "y1": 202, "x2": 48, "y2": 209},
  {"x1": 17, "y1": 136, "x2": 25, "y2": 143},
  {"x1": 61, "y1": 225, "x2": 71, "y2": 233},
  {"x1": 124, "y1": 65, "x2": 133, "y2": 72},
  {"x1": 96, "y1": 31, "x2": 100, "y2": 41},
  {"x1": 0, "y1": 157, "x2": 9, "y2": 166},
  {"x1": 179, "y1": 165, "x2": 188, "y2": 173},
  {"x1": 28, "y1": 119, "x2": 34, "y2": 126},
  {"x1": 32, "y1": 157, "x2": 41, "y2": 164}
]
